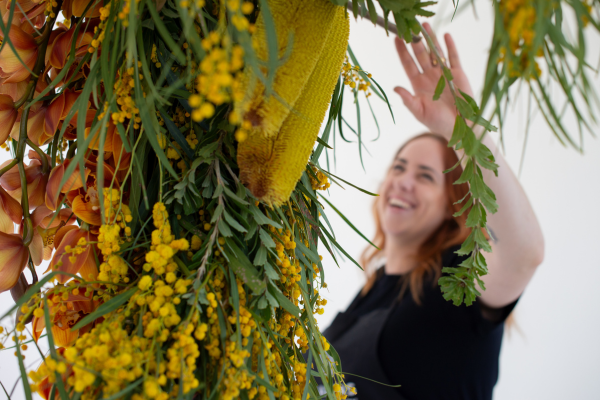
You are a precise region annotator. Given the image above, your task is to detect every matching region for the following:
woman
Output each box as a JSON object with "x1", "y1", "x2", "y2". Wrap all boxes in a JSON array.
[{"x1": 321, "y1": 24, "x2": 545, "y2": 400}]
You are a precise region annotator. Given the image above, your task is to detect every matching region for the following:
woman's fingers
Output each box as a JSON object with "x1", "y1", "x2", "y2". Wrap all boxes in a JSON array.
[
  {"x1": 394, "y1": 37, "x2": 420, "y2": 79},
  {"x1": 422, "y1": 22, "x2": 445, "y2": 66},
  {"x1": 444, "y1": 33, "x2": 462, "y2": 69},
  {"x1": 411, "y1": 38, "x2": 432, "y2": 72},
  {"x1": 394, "y1": 86, "x2": 423, "y2": 119}
]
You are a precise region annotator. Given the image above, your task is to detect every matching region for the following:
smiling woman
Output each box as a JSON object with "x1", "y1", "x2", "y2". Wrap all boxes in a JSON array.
[
  {"x1": 319, "y1": 23, "x2": 545, "y2": 400},
  {"x1": 366, "y1": 133, "x2": 470, "y2": 300}
]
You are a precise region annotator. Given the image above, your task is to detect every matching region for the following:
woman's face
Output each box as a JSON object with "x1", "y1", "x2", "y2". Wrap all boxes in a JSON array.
[{"x1": 377, "y1": 137, "x2": 449, "y2": 243}]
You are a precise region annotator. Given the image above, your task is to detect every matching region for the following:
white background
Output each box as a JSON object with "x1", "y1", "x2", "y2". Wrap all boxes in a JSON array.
[{"x1": 1, "y1": 2, "x2": 600, "y2": 399}]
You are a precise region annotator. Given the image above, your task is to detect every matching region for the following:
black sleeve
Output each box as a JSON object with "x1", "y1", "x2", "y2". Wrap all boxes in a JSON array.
[{"x1": 441, "y1": 246, "x2": 520, "y2": 327}]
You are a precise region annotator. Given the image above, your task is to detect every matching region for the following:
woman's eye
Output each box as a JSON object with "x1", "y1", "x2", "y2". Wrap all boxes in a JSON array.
[
  {"x1": 393, "y1": 165, "x2": 404, "y2": 172},
  {"x1": 420, "y1": 174, "x2": 434, "y2": 181}
]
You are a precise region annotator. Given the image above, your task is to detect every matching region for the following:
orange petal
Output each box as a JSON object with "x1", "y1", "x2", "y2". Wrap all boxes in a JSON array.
[
  {"x1": 44, "y1": 91, "x2": 64, "y2": 138},
  {"x1": 49, "y1": 28, "x2": 74, "y2": 70},
  {"x1": 61, "y1": 0, "x2": 73, "y2": 19},
  {"x1": 52, "y1": 224, "x2": 78, "y2": 249},
  {"x1": 49, "y1": 228, "x2": 90, "y2": 283},
  {"x1": 21, "y1": 169, "x2": 47, "y2": 210},
  {"x1": 40, "y1": 208, "x2": 77, "y2": 229},
  {"x1": 26, "y1": 107, "x2": 50, "y2": 146},
  {"x1": 78, "y1": 249, "x2": 98, "y2": 282},
  {"x1": 46, "y1": 160, "x2": 89, "y2": 210},
  {"x1": 45, "y1": 163, "x2": 64, "y2": 211},
  {"x1": 30, "y1": 205, "x2": 52, "y2": 227},
  {"x1": 71, "y1": 0, "x2": 102, "y2": 18},
  {"x1": 0, "y1": 81, "x2": 28, "y2": 102},
  {"x1": 32, "y1": 313, "x2": 45, "y2": 342},
  {"x1": 29, "y1": 229, "x2": 43, "y2": 266},
  {"x1": 51, "y1": 325, "x2": 79, "y2": 347},
  {"x1": 0, "y1": 158, "x2": 20, "y2": 191},
  {"x1": 0, "y1": 185, "x2": 23, "y2": 225},
  {"x1": 60, "y1": 89, "x2": 79, "y2": 120},
  {"x1": 0, "y1": 26, "x2": 37, "y2": 83},
  {"x1": 0, "y1": 208, "x2": 14, "y2": 233},
  {"x1": 0, "y1": 231, "x2": 29, "y2": 293},
  {"x1": 0, "y1": 94, "x2": 16, "y2": 145},
  {"x1": 71, "y1": 193, "x2": 102, "y2": 226}
]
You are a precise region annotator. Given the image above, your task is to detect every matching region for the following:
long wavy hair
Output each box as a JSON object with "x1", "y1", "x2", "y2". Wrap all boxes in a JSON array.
[{"x1": 360, "y1": 133, "x2": 471, "y2": 303}]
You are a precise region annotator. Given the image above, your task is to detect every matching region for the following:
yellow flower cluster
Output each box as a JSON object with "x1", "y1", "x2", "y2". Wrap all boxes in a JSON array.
[
  {"x1": 188, "y1": 31, "x2": 245, "y2": 123},
  {"x1": 119, "y1": 0, "x2": 141, "y2": 27},
  {"x1": 499, "y1": 0, "x2": 543, "y2": 79},
  {"x1": 150, "y1": 44, "x2": 162, "y2": 68},
  {"x1": 166, "y1": 322, "x2": 201, "y2": 394},
  {"x1": 97, "y1": 188, "x2": 133, "y2": 287},
  {"x1": 341, "y1": 58, "x2": 372, "y2": 97},
  {"x1": 226, "y1": 0, "x2": 255, "y2": 32},
  {"x1": 29, "y1": 352, "x2": 67, "y2": 393},
  {"x1": 112, "y1": 62, "x2": 143, "y2": 128},
  {"x1": 272, "y1": 228, "x2": 303, "y2": 305},
  {"x1": 178, "y1": 0, "x2": 206, "y2": 15},
  {"x1": 44, "y1": 0, "x2": 58, "y2": 18},
  {"x1": 89, "y1": 3, "x2": 111, "y2": 53},
  {"x1": 309, "y1": 167, "x2": 330, "y2": 191}
]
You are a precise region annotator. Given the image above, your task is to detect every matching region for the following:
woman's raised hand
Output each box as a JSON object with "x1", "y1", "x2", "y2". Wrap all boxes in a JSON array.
[{"x1": 393, "y1": 23, "x2": 473, "y2": 139}]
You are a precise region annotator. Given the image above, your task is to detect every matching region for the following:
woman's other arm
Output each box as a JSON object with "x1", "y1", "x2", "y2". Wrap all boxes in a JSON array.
[{"x1": 394, "y1": 23, "x2": 544, "y2": 308}]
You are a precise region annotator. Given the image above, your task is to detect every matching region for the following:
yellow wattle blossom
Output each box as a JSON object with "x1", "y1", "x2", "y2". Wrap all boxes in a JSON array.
[
  {"x1": 341, "y1": 57, "x2": 372, "y2": 97},
  {"x1": 237, "y1": 1, "x2": 350, "y2": 205},
  {"x1": 188, "y1": 33, "x2": 245, "y2": 123},
  {"x1": 309, "y1": 166, "x2": 330, "y2": 191},
  {"x1": 499, "y1": 0, "x2": 543, "y2": 79}
]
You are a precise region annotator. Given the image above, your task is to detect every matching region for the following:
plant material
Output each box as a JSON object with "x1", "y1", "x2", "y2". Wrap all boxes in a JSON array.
[{"x1": 237, "y1": 0, "x2": 350, "y2": 205}]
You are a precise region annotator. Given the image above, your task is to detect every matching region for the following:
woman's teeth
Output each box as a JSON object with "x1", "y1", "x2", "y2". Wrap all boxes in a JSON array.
[{"x1": 389, "y1": 198, "x2": 411, "y2": 209}]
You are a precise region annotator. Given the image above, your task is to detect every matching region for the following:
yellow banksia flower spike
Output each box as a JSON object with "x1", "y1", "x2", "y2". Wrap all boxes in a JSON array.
[
  {"x1": 235, "y1": 0, "x2": 339, "y2": 139},
  {"x1": 237, "y1": 3, "x2": 349, "y2": 206}
]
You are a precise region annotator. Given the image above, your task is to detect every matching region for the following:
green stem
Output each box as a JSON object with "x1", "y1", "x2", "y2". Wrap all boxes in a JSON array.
[
  {"x1": 0, "y1": 159, "x2": 17, "y2": 178},
  {"x1": 50, "y1": 123, "x2": 61, "y2": 168}
]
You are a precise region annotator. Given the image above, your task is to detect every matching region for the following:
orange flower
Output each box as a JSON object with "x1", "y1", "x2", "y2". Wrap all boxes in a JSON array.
[
  {"x1": 0, "y1": 230, "x2": 30, "y2": 293},
  {"x1": 46, "y1": 158, "x2": 90, "y2": 211},
  {"x1": 0, "y1": 94, "x2": 17, "y2": 145},
  {"x1": 0, "y1": 0, "x2": 46, "y2": 37},
  {"x1": 32, "y1": 289, "x2": 98, "y2": 347},
  {"x1": 0, "y1": 25, "x2": 38, "y2": 83},
  {"x1": 30, "y1": 205, "x2": 77, "y2": 261},
  {"x1": 62, "y1": 0, "x2": 103, "y2": 19},
  {"x1": 0, "y1": 150, "x2": 50, "y2": 210},
  {"x1": 66, "y1": 161, "x2": 119, "y2": 226},
  {"x1": 9, "y1": 89, "x2": 80, "y2": 146},
  {"x1": 87, "y1": 120, "x2": 132, "y2": 171},
  {"x1": 48, "y1": 226, "x2": 98, "y2": 284},
  {"x1": 0, "y1": 185, "x2": 22, "y2": 233},
  {"x1": 47, "y1": 25, "x2": 94, "y2": 71},
  {"x1": 32, "y1": 348, "x2": 71, "y2": 400}
]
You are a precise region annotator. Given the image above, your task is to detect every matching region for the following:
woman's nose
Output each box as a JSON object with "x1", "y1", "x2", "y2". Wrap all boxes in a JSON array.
[{"x1": 395, "y1": 172, "x2": 415, "y2": 192}]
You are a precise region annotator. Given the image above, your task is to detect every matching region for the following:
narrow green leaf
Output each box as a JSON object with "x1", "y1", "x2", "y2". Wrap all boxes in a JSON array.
[
  {"x1": 224, "y1": 239, "x2": 267, "y2": 294},
  {"x1": 267, "y1": 283, "x2": 301, "y2": 317},
  {"x1": 433, "y1": 75, "x2": 446, "y2": 101},
  {"x1": 145, "y1": 0, "x2": 186, "y2": 64},
  {"x1": 72, "y1": 287, "x2": 137, "y2": 331}
]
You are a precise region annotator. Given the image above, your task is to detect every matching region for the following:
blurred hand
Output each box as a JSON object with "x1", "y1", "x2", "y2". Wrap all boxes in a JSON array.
[{"x1": 394, "y1": 23, "x2": 473, "y2": 139}]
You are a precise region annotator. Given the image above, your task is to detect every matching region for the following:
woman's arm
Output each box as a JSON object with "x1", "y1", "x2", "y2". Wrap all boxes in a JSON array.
[{"x1": 394, "y1": 23, "x2": 545, "y2": 308}]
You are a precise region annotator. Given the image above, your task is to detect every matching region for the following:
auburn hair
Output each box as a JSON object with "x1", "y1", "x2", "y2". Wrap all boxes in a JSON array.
[{"x1": 360, "y1": 133, "x2": 471, "y2": 303}]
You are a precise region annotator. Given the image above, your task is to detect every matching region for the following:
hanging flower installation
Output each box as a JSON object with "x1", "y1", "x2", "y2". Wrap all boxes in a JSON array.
[{"x1": 0, "y1": 0, "x2": 597, "y2": 399}]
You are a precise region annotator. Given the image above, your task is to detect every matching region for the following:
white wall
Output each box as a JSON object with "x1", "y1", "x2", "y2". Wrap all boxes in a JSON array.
[
  {"x1": 313, "y1": 3, "x2": 600, "y2": 400},
  {"x1": 1, "y1": 3, "x2": 599, "y2": 399}
]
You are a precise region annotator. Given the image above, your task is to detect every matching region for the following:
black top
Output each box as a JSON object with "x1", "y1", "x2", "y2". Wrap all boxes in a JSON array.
[{"x1": 327, "y1": 247, "x2": 518, "y2": 400}]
